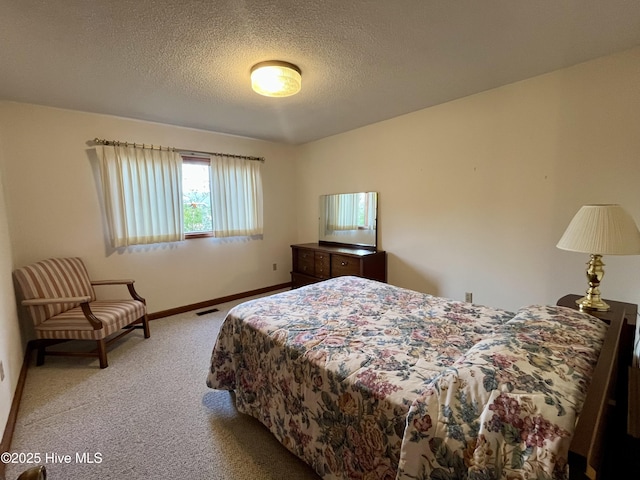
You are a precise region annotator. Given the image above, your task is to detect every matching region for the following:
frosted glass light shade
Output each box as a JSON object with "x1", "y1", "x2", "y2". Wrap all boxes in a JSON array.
[
  {"x1": 251, "y1": 61, "x2": 301, "y2": 97},
  {"x1": 557, "y1": 204, "x2": 640, "y2": 255}
]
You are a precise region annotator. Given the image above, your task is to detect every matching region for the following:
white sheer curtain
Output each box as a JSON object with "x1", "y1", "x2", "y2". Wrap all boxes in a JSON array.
[
  {"x1": 210, "y1": 155, "x2": 263, "y2": 237},
  {"x1": 363, "y1": 192, "x2": 377, "y2": 229},
  {"x1": 326, "y1": 193, "x2": 359, "y2": 231},
  {"x1": 97, "y1": 145, "x2": 184, "y2": 247}
]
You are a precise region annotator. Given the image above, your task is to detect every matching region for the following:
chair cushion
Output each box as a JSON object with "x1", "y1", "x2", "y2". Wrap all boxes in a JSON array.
[
  {"x1": 14, "y1": 257, "x2": 96, "y2": 325},
  {"x1": 35, "y1": 300, "x2": 146, "y2": 340}
]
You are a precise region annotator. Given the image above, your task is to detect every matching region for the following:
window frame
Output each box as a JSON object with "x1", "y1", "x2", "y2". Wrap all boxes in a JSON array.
[{"x1": 181, "y1": 154, "x2": 214, "y2": 239}]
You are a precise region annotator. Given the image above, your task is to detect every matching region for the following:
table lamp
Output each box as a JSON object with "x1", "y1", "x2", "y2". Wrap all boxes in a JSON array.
[{"x1": 557, "y1": 204, "x2": 640, "y2": 311}]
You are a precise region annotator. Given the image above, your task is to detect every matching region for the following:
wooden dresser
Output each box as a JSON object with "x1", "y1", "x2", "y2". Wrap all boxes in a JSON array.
[{"x1": 291, "y1": 243, "x2": 387, "y2": 288}]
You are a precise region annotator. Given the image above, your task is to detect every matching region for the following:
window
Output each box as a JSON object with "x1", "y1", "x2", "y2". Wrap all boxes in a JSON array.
[
  {"x1": 182, "y1": 156, "x2": 213, "y2": 237},
  {"x1": 181, "y1": 153, "x2": 264, "y2": 239},
  {"x1": 356, "y1": 192, "x2": 376, "y2": 230},
  {"x1": 98, "y1": 144, "x2": 263, "y2": 247}
]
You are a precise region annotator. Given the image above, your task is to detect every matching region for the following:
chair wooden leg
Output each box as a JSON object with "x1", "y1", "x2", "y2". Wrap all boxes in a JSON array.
[
  {"x1": 36, "y1": 341, "x2": 45, "y2": 366},
  {"x1": 16, "y1": 464, "x2": 46, "y2": 480},
  {"x1": 96, "y1": 339, "x2": 108, "y2": 368},
  {"x1": 142, "y1": 314, "x2": 150, "y2": 338}
]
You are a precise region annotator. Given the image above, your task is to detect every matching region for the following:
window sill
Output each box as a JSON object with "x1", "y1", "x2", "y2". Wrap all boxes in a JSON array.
[{"x1": 185, "y1": 232, "x2": 214, "y2": 239}]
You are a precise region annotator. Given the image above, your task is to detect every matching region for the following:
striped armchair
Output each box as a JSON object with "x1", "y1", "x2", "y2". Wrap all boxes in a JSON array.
[{"x1": 13, "y1": 257, "x2": 150, "y2": 368}]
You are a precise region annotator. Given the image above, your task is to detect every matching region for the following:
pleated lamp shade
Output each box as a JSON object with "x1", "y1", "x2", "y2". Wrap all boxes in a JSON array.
[{"x1": 557, "y1": 204, "x2": 640, "y2": 255}]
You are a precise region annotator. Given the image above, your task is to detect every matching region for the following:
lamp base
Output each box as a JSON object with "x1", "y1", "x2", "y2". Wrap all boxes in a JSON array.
[
  {"x1": 576, "y1": 254, "x2": 610, "y2": 312},
  {"x1": 575, "y1": 295, "x2": 610, "y2": 312}
]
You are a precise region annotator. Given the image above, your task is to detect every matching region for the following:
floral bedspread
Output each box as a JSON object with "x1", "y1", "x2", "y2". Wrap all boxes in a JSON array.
[{"x1": 206, "y1": 276, "x2": 606, "y2": 480}]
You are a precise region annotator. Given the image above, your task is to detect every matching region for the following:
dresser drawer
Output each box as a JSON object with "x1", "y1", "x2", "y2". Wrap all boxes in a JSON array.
[
  {"x1": 296, "y1": 249, "x2": 315, "y2": 276},
  {"x1": 291, "y1": 243, "x2": 386, "y2": 289},
  {"x1": 291, "y1": 272, "x2": 318, "y2": 289},
  {"x1": 331, "y1": 254, "x2": 360, "y2": 277},
  {"x1": 315, "y1": 252, "x2": 330, "y2": 279}
]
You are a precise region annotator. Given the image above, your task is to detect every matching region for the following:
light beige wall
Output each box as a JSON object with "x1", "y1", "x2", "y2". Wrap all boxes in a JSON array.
[
  {"x1": 297, "y1": 47, "x2": 640, "y2": 312},
  {"x1": 0, "y1": 103, "x2": 298, "y2": 439},
  {"x1": 0, "y1": 102, "x2": 298, "y2": 314},
  {"x1": 0, "y1": 133, "x2": 22, "y2": 444}
]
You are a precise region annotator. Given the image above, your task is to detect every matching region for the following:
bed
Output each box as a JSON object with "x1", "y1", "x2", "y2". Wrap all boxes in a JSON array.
[{"x1": 206, "y1": 276, "x2": 621, "y2": 480}]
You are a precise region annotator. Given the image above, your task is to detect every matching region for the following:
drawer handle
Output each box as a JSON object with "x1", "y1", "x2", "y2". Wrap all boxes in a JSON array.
[{"x1": 341, "y1": 261, "x2": 348, "y2": 266}]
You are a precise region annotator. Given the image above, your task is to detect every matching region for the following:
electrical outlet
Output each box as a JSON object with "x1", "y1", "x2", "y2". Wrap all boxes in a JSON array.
[
  {"x1": 0, "y1": 361, "x2": 4, "y2": 382},
  {"x1": 465, "y1": 292, "x2": 473, "y2": 303},
  {"x1": 272, "y1": 263, "x2": 277, "y2": 271}
]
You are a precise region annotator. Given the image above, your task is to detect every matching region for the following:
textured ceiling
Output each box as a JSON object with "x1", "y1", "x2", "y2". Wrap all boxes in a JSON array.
[{"x1": 1, "y1": 1, "x2": 640, "y2": 145}]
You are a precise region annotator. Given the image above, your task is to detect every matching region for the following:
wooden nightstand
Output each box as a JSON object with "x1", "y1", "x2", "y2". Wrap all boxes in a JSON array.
[
  {"x1": 557, "y1": 294, "x2": 640, "y2": 477},
  {"x1": 557, "y1": 294, "x2": 637, "y2": 327},
  {"x1": 557, "y1": 294, "x2": 637, "y2": 415}
]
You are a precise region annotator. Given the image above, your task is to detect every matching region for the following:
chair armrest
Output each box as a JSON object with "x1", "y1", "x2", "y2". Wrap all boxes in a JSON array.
[
  {"x1": 80, "y1": 303, "x2": 103, "y2": 329},
  {"x1": 91, "y1": 279, "x2": 146, "y2": 304},
  {"x1": 91, "y1": 279, "x2": 134, "y2": 286},
  {"x1": 22, "y1": 296, "x2": 92, "y2": 306},
  {"x1": 22, "y1": 297, "x2": 103, "y2": 329}
]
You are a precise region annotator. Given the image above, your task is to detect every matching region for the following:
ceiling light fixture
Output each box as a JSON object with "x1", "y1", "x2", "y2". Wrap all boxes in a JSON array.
[{"x1": 250, "y1": 61, "x2": 301, "y2": 97}]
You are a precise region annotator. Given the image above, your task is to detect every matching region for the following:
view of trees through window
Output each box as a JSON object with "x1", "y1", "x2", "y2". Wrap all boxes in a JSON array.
[
  {"x1": 357, "y1": 192, "x2": 370, "y2": 228},
  {"x1": 182, "y1": 161, "x2": 212, "y2": 234}
]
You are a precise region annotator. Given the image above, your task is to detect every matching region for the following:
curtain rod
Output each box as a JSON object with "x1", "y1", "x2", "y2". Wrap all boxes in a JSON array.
[{"x1": 92, "y1": 138, "x2": 265, "y2": 162}]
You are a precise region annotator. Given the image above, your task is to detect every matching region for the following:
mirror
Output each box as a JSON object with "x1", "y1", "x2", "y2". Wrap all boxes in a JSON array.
[{"x1": 318, "y1": 192, "x2": 378, "y2": 249}]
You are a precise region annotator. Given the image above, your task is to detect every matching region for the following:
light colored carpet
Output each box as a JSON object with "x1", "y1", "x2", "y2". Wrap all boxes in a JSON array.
[{"x1": 4, "y1": 293, "x2": 322, "y2": 480}]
